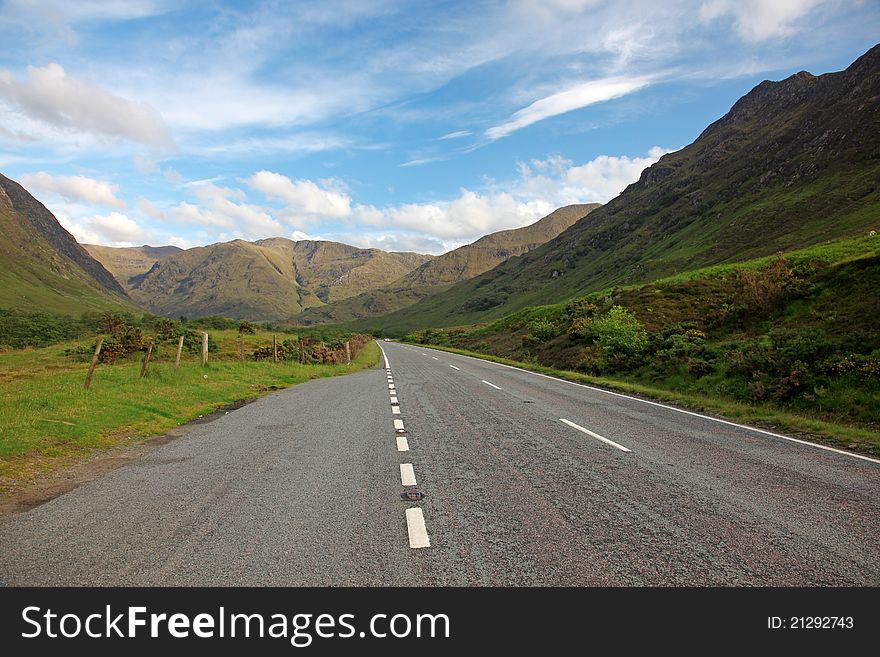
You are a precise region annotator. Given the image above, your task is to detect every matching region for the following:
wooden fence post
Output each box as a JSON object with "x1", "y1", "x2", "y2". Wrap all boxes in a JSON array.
[
  {"x1": 201, "y1": 332, "x2": 208, "y2": 366},
  {"x1": 240, "y1": 333, "x2": 244, "y2": 361},
  {"x1": 273, "y1": 335, "x2": 277, "y2": 363},
  {"x1": 345, "y1": 340, "x2": 351, "y2": 365},
  {"x1": 140, "y1": 341, "x2": 153, "y2": 378},
  {"x1": 175, "y1": 335, "x2": 184, "y2": 368},
  {"x1": 299, "y1": 338, "x2": 305, "y2": 364},
  {"x1": 83, "y1": 336, "x2": 104, "y2": 390}
]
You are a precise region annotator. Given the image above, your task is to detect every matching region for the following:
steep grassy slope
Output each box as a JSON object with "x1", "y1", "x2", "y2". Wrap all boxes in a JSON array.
[
  {"x1": 405, "y1": 234, "x2": 880, "y2": 449},
  {"x1": 84, "y1": 244, "x2": 182, "y2": 289},
  {"x1": 128, "y1": 238, "x2": 432, "y2": 320},
  {"x1": 295, "y1": 204, "x2": 599, "y2": 324},
  {"x1": 364, "y1": 44, "x2": 880, "y2": 334},
  {"x1": 0, "y1": 173, "x2": 134, "y2": 316}
]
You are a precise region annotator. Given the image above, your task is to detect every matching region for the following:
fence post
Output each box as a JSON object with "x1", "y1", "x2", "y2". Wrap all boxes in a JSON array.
[
  {"x1": 273, "y1": 335, "x2": 277, "y2": 363},
  {"x1": 201, "y1": 332, "x2": 208, "y2": 366},
  {"x1": 299, "y1": 338, "x2": 305, "y2": 364},
  {"x1": 83, "y1": 336, "x2": 104, "y2": 390},
  {"x1": 140, "y1": 340, "x2": 153, "y2": 378},
  {"x1": 175, "y1": 335, "x2": 184, "y2": 368},
  {"x1": 240, "y1": 333, "x2": 244, "y2": 361},
  {"x1": 345, "y1": 340, "x2": 351, "y2": 365}
]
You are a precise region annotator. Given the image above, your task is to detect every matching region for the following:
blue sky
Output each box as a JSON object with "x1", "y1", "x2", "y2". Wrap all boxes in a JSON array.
[{"x1": 1, "y1": 1, "x2": 878, "y2": 254}]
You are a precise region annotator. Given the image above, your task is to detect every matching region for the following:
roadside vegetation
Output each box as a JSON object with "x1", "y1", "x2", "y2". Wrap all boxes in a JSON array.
[
  {"x1": 0, "y1": 315, "x2": 378, "y2": 493},
  {"x1": 403, "y1": 234, "x2": 880, "y2": 452}
]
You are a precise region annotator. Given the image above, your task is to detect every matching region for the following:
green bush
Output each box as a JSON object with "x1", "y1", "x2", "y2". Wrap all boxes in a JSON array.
[
  {"x1": 526, "y1": 319, "x2": 559, "y2": 343},
  {"x1": 592, "y1": 306, "x2": 648, "y2": 358}
]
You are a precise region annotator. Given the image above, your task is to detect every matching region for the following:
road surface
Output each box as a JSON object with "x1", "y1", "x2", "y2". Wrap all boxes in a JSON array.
[{"x1": 2, "y1": 341, "x2": 878, "y2": 585}]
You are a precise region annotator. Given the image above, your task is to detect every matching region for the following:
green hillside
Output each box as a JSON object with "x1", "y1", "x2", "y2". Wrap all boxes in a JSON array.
[
  {"x1": 405, "y1": 234, "x2": 880, "y2": 449},
  {"x1": 0, "y1": 174, "x2": 134, "y2": 316},
  {"x1": 357, "y1": 44, "x2": 880, "y2": 335}
]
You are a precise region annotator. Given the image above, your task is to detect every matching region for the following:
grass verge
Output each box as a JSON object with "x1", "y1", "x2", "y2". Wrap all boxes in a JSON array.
[
  {"x1": 408, "y1": 342, "x2": 880, "y2": 456},
  {"x1": 0, "y1": 335, "x2": 379, "y2": 493}
]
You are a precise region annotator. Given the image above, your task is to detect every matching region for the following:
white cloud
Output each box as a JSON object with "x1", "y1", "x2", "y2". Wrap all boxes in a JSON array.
[
  {"x1": 485, "y1": 75, "x2": 653, "y2": 140},
  {"x1": 439, "y1": 130, "x2": 472, "y2": 140},
  {"x1": 517, "y1": 146, "x2": 674, "y2": 204},
  {"x1": 699, "y1": 0, "x2": 825, "y2": 41},
  {"x1": 133, "y1": 155, "x2": 182, "y2": 183},
  {"x1": 167, "y1": 146, "x2": 670, "y2": 250},
  {"x1": 245, "y1": 171, "x2": 352, "y2": 219},
  {"x1": 0, "y1": 63, "x2": 173, "y2": 148},
  {"x1": 1, "y1": 1, "x2": 169, "y2": 45},
  {"x1": 57, "y1": 210, "x2": 149, "y2": 246},
  {"x1": 171, "y1": 181, "x2": 283, "y2": 238},
  {"x1": 137, "y1": 197, "x2": 164, "y2": 219},
  {"x1": 19, "y1": 171, "x2": 126, "y2": 208}
]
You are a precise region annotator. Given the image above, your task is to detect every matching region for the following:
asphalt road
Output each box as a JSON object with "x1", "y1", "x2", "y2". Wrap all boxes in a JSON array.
[{"x1": 1, "y1": 341, "x2": 878, "y2": 585}]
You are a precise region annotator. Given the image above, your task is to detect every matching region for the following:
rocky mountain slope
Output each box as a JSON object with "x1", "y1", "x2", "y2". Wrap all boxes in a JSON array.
[
  {"x1": 119, "y1": 238, "x2": 432, "y2": 320},
  {"x1": 357, "y1": 43, "x2": 880, "y2": 334},
  {"x1": 0, "y1": 173, "x2": 133, "y2": 315},
  {"x1": 83, "y1": 244, "x2": 183, "y2": 289},
  {"x1": 295, "y1": 204, "x2": 599, "y2": 324}
]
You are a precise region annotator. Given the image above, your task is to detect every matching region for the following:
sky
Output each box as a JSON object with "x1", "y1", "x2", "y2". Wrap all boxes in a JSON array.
[{"x1": 0, "y1": 1, "x2": 878, "y2": 255}]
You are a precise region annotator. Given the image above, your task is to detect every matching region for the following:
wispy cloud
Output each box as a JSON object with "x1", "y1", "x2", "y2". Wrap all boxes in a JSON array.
[
  {"x1": 485, "y1": 75, "x2": 653, "y2": 141},
  {"x1": 0, "y1": 64, "x2": 174, "y2": 148},
  {"x1": 699, "y1": 0, "x2": 825, "y2": 41},
  {"x1": 439, "y1": 130, "x2": 472, "y2": 140}
]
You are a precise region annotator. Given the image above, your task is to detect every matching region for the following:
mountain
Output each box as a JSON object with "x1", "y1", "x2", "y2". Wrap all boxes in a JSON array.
[
  {"x1": 83, "y1": 244, "x2": 183, "y2": 290},
  {"x1": 294, "y1": 204, "x2": 599, "y2": 324},
  {"x1": 0, "y1": 173, "x2": 133, "y2": 315},
  {"x1": 357, "y1": 44, "x2": 880, "y2": 334},
  {"x1": 124, "y1": 238, "x2": 433, "y2": 320}
]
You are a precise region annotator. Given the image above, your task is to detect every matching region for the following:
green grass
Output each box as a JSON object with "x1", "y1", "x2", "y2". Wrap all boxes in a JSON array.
[
  {"x1": 408, "y1": 342, "x2": 880, "y2": 453},
  {"x1": 0, "y1": 331, "x2": 379, "y2": 491}
]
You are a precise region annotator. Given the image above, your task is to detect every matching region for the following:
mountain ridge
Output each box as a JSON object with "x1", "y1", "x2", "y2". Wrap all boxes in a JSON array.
[
  {"x1": 352, "y1": 43, "x2": 880, "y2": 334},
  {"x1": 294, "y1": 203, "x2": 599, "y2": 325}
]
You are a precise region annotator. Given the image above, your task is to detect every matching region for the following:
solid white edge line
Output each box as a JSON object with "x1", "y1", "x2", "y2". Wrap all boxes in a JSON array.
[
  {"x1": 377, "y1": 342, "x2": 391, "y2": 370},
  {"x1": 396, "y1": 436, "x2": 409, "y2": 451},
  {"x1": 481, "y1": 379, "x2": 502, "y2": 390},
  {"x1": 560, "y1": 418, "x2": 631, "y2": 453},
  {"x1": 405, "y1": 507, "x2": 430, "y2": 549},
  {"x1": 416, "y1": 346, "x2": 880, "y2": 466},
  {"x1": 394, "y1": 419, "x2": 405, "y2": 430},
  {"x1": 400, "y1": 463, "x2": 417, "y2": 486},
  {"x1": 449, "y1": 365, "x2": 460, "y2": 370}
]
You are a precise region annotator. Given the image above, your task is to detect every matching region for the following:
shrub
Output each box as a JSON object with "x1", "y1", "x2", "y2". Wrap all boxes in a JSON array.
[
  {"x1": 592, "y1": 306, "x2": 648, "y2": 358},
  {"x1": 526, "y1": 319, "x2": 559, "y2": 343},
  {"x1": 568, "y1": 317, "x2": 594, "y2": 340}
]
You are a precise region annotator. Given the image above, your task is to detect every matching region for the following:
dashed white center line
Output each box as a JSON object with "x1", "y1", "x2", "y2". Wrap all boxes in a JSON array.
[
  {"x1": 388, "y1": 383, "x2": 395, "y2": 389},
  {"x1": 392, "y1": 406, "x2": 401, "y2": 414},
  {"x1": 431, "y1": 356, "x2": 439, "y2": 360},
  {"x1": 390, "y1": 396, "x2": 399, "y2": 404},
  {"x1": 449, "y1": 365, "x2": 460, "y2": 370},
  {"x1": 394, "y1": 419, "x2": 405, "y2": 431},
  {"x1": 396, "y1": 436, "x2": 409, "y2": 452},
  {"x1": 405, "y1": 508, "x2": 430, "y2": 549},
  {"x1": 559, "y1": 418, "x2": 631, "y2": 453},
  {"x1": 400, "y1": 463, "x2": 417, "y2": 486},
  {"x1": 481, "y1": 380, "x2": 502, "y2": 390}
]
